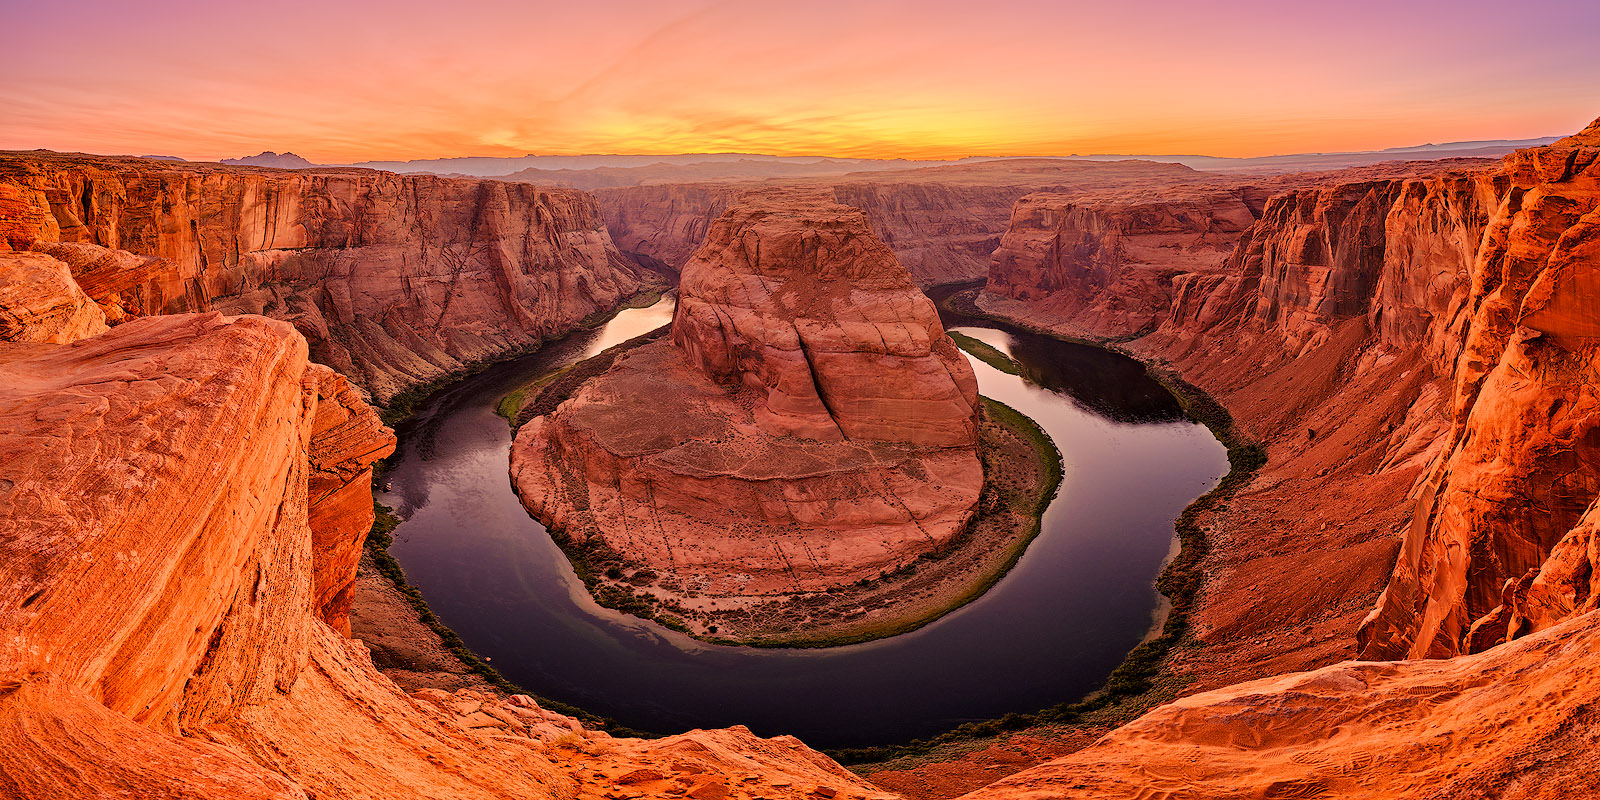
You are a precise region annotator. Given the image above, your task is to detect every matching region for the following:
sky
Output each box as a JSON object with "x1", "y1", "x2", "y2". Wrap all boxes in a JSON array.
[{"x1": 4, "y1": 0, "x2": 1598, "y2": 163}]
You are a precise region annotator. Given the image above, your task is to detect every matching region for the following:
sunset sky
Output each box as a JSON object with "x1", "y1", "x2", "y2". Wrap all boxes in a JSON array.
[{"x1": 6, "y1": 0, "x2": 1597, "y2": 163}]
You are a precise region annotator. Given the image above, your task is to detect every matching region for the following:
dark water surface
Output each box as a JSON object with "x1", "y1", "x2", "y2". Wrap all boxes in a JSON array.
[{"x1": 380, "y1": 294, "x2": 1227, "y2": 748}]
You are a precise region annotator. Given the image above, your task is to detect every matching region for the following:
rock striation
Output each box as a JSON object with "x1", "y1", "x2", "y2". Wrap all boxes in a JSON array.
[
  {"x1": 950, "y1": 118, "x2": 1600, "y2": 798},
  {"x1": 1358, "y1": 120, "x2": 1600, "y2": 659},
  {"x1": 984, "y1": 188, "x2": 1261, "y2": 336},
  {"x1": 0, "y1": 303, "x2": 889, "y2": 800},
  {"x1": 959, "y1": 609, "x2": 1600, "y2": 800},
  {"x1": 512, "y1": 193, "x2": 982, "y2": 600},
  {"x1": 0, "y1": 151, "x2": 645, "y2": 403},
  {"x1": 0, "y1": 250, "x2": 109, "y2": 343}
]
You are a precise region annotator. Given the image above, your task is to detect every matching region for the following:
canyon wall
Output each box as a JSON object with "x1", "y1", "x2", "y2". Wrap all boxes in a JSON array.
[
  {"x1": 0, "y1": 153, "x2": 645, "y2": 402},
  {"x1": 593, "y1": 160, "x2": 1255, "y2": 288},
  {"x1": 973, "y1": 160, "x2": 1506, "y2": 683},
  {"x1": 1358, "y1": 120, "x2": 1600, "y2": 659},
  {"x1": 983, "y1": 188, "x2": 1262, "y2": 337},
  {"x1": 952, "y1": 119, "x2": 1600, "y2": 798},
  {"x1": 512, "y1": 193, "x2": 982, "y2": 609},
  {"x1": 597, "y1": 183, "x2": 1026, "y2": 286}
]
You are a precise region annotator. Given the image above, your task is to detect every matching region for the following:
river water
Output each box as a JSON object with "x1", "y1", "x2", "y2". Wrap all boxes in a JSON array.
[{"x1": 378, "y1": 293, "x2": 1226, "y2": 748}]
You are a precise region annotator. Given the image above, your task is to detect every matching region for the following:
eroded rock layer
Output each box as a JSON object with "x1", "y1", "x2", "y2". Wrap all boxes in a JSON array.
[
  {"x1": 0, "y1": 306, "x2": 888, "y2": 800},
  {"x1": 0, "y1": 152, "x2": 645, "y2": 402},
  {"x1": 512, "y1": 193, "x2": 981, "y2": 599},
  {"x1": 984, "y1": 188, "x2": 1261, "y2": 336},
  {"x1": 951, "y1": 119, "x2": 1600, "y2": 798},
  {"x1": 1359, "y1": 120, "x2": 1600, "y2": 659},
  {"x1": 960, "y1": 609, "x2": 1600, "y2": 800}
]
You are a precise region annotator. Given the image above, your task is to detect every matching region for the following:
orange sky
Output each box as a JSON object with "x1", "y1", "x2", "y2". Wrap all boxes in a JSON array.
[{"x1": 5, "y1": 0, "x2": 1597, "y2": 163}]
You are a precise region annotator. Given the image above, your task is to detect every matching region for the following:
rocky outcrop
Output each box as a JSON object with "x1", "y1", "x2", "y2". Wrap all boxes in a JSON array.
[
  {"x1": 959, "y1": 609, "x2": 1600, "y2": 800},
  {"x1": 671, "y1": 196, "x2": 980, "y2": 446},
  {"x1": 512, "y1": 194, "x2": 982, "y2": 601},
  {"x1": 0, "y1": 152, "x2": 645, "y2": 402},
  {"x1": 1359, "y1": 121, "x2": 1600, "y2": 659},
  {"x1": 0, "y1": 309, "x2": 888, "y2": 800},
  {"x1": 0, "y1": 251, "x2": 108, "y2": 343}
]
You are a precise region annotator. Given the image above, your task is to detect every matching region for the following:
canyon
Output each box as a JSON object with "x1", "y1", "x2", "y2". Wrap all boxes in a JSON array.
[
  {"x1": 1, "y1": 115, "x2": 1598, "y2": 799},
  {"x1": 509, "y1": 193, "x2": 987, "y2": 635}
]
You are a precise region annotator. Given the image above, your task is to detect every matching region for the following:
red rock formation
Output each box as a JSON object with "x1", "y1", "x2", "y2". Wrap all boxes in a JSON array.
[
  {"x1": 595, "y1": 159, "x2": 1274, "y2": 288},
  {"x1": 0, "y1": 251, "x2": 108, "y2": 343},
  {"x1": 512, "y1": 194, "x2": 982, "y2": 599},
  {"x1": 0, "y1": 310, "x2": 889, "y2": 800},
  {"x1": 672, "y1": 197, "x2": 979, "y2": 446},
  {"x1": 827, "y1": 182, "x2": 1034, "y2": 285},
  {"x1": 0, "y1": 152, "x2": 645, "y2": 402},
  {"x1": 983, "y1": 189, "x2": 1259, "y2": 337},
  {"x1": 959, "y1": 610, "x2": 1600, "y2": 800},
  {"x1": 1359, "y1": 121, "x2": 1600, "y2": 659},
  {"x1": 948, "y1": 120, "x2": 1600, "y2": 799}
]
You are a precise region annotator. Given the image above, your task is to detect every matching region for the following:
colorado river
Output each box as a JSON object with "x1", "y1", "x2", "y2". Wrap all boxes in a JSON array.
[{"x1": 378, "y1": 292, "x2": 1227, "y2": 748}]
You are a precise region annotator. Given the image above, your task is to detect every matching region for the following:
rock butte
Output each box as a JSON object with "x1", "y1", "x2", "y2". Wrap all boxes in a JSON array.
[
  {"x1": 0, "y1": 116, "x2": 1598, "y2": 798},
  {"x1": 511, "y1": 193, "x2": 983, "y2": 599}
]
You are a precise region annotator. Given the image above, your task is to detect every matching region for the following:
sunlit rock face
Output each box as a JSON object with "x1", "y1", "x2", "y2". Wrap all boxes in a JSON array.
[
  {"x1": 513, "y1": 193, "x2": 982, "y2": 598},
  {"x1": 1359, "y1": 120, "x2": 1600, "y2": 660},
  {"x1": 0, "y1": 151, "x2": 644, "y2": 402}
]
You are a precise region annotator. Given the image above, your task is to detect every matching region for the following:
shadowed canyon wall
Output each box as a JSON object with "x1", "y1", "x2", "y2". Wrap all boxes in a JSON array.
[{"x1": 0, "y1": 153, "x2": 645, "y2": 402}]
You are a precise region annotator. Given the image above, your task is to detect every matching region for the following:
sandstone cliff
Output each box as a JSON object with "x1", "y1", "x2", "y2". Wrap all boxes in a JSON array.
[
  {"x1": 959, "y1": 609, "x2": 1600, "y2": 799},
  {"x1": 969, "y1": 159, "x2": 1504, "y2": 686},
  {"x1": 0, "y1": 307, "x2": 889, "y2": 800},
  {"x1": 0, "y1": 152, "x2": 645, "y2": 403},
  {"x1": 983, "y1": 188, "x2": 1261, "y2": 337},
  {"x1": 945, "y1": 119, "x2": 1600, "y2": 798},
  {"x1": 512, "y1": 193, "x2": 982, "y2": 607},
  {"x1": 1359, "y1": 119, "x2": 1600, "y2": 659}
]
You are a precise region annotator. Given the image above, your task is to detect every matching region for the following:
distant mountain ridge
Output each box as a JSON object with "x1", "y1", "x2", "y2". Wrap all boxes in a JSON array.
[
  {"x1": 221, "y1": 150, "x2": 316, "y2": 169},
  {"x1": 214, "y1": 136, "x2": 1562, "y2": 183}
]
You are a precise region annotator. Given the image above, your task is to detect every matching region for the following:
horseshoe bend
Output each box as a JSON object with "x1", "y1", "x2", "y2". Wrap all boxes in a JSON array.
[{"x1": 5, "y1": 14, "x2": 1600, "y2": 797}]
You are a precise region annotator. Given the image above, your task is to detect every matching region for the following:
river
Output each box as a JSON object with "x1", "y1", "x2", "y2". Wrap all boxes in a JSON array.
[{"x1": 377, "y1": 293, "x2": 1227, "y2": 748}]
